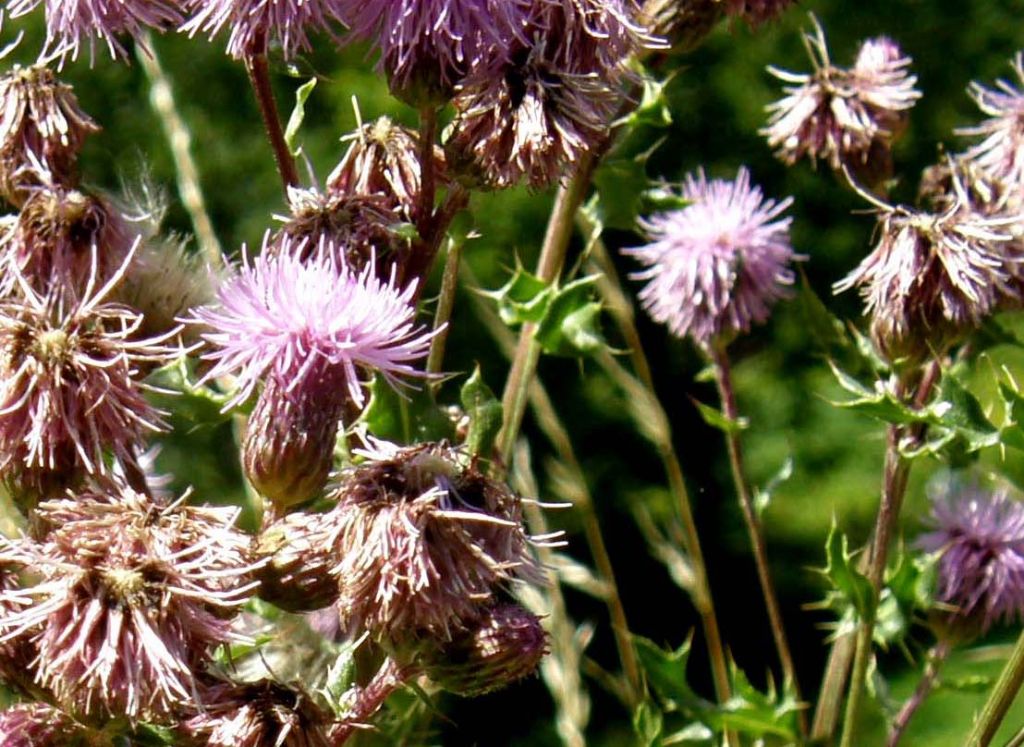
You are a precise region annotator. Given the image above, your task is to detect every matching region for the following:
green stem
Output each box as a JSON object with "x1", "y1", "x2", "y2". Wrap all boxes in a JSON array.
[
  {"x1": 416, "y1": 106, "x2": 439, "y2": 237},
  {"x1": 708, "y1": 344, "x2": 802, "y2": 725},
  {"x1": 965, "y1": 627, "x2": 1024, "y2": 747},
  {"x1": 887, "y1": 639, "x2": 952, "y2": 747},
  {"x1": 244, "y1": 49, "x2": 300, "y2": 193},
  {"x1": 426, "y1": 235, "x2": 464, "y2": 379}
]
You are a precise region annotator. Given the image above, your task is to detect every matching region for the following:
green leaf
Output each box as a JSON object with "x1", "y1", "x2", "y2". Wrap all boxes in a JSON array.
[
  {"x1": 927, "y1": 373, "x2": 1000, "y2": 451},
  {"x1": 535, "y1": 276, "x2": 607, "y2": 358},
  {"x1": 691, "y1": 398, "x2": 748, "y2": 434},
  {"x1": 661, "y1": 723, "x2": 714, "y2": 744},
  {"x1": 321, "y1": 638, "x2": 362, "y2": 716},
  {"x1": 482, "y1": 262, "x2": 553, "y2": 326},
  {"x1": 822, "y1": 522, "x2": 875, "y2": 621},
  {"x1": 361, "y1": 376, "x2": 455, "y2": 444},
  {"x1": 999, "y1": 381, "x2": 1024, "y2": 450},
  {"x1": 592, "y1": 154, "x2": 650, "y2": 230},
  {"x1": 284, "y1": 77, "x2": 317, "y2": 154},
  {"x1": 633, "y1": 701, "x2": 664, "y2": 747},
  {"x1": 148, "y1": 358, "x2": 238, "y2": 426},
  {"x1": 827, "y1": 361, "x2": 918, "y2": 426},
  {"x1": 710, "y1": 666, "x2": 800, "y2": 740},
  {"x1": 460, "y1": 366, "x2": 503, "y2": 458},
  {"x1": 753, "y1": 457, "x2": 793, "y2": 516},
  {"x1": 641, "y1": 185, "x2": 690, "y2": 213},
  {"x1": 938, "y1": 674, "x2": 994, "y2": 693},
  {"x1": 621, "y1": 70, "x2": 673, "y2": 129},
  {"x1": 387, "y1": 221, "x2": 421, "y2": 242},
  {"x1": 634, "y1": 635, "x2": 702, "y2": 711},
  {"x1": 132, "y1": 723, "x2": 179, "y2": 746}
]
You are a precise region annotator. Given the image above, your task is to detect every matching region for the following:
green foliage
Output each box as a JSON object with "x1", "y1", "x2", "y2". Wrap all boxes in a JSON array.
[
  {"x1": 820, "y1": 522, "x2": 874, "y2": 627},
  {"x1": 284, "y1": 77, "x2": 318, "y2": 154},
  {"x1": 361, "y1": 376, "x2": 454, "y2": 444},
  {"x1": 460, "y1": 366, "x2": 503, "y2": 457}
]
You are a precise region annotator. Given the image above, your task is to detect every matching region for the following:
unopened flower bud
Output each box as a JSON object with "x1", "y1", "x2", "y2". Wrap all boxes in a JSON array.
[{"x1": 423, "y1": 604, "x2": 547, "y2": 696}]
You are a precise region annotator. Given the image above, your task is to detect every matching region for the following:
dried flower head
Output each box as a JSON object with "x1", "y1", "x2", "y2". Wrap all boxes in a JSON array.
[
  {"x1": 329, "y1": 442, "x2": 540, "y2": 642},
  {"x1": 0, "y1": 184, "x2": 138, "y2": 296},
  {"x1": 959, "y1": 53, "x2": 1024, "y2": 195},
  {"x1": 190, "y1": 238, "x2": 434, "y2": 505},
  {"x1": 918, "y1": 154, "x2": 1010, "y2": 216},
  {"x1": 9, "y1": 0, "x2": 183, "y2": 62},
  {"x1": 762, "y1": 21, "x2": 919, "y2": 170},
  {"x1": 0, "y1": 65, "x2": 98, "y2": 205},
  {"x1": 184, "y1": 680, "x2": 336, "y2": 747},
  {"x1": 0, "y1": 261, "x2": 176, "y2": 499},
  {"x1": 917, "y1": 480, "x2": 1024, "y2": 634},
  {"x1": 725, "y1": 0, "x2": 794, "y2": 26},
  {"x1": 255, "y1": 509, "x2": 341, "y2": 613},
  {"x1": 0, "y1": 488, "x2": 258, "y2": 720},
  {"x1": 623, "y1": 167, "x2": 798, "y2": 346},
  {"x1": 423, "y1": 603, "x2": 547, "y2": 696},
  {"x1": 271, "y1": 186, "x2": 405, "y2": 270},
  {"x1": 834, "y1": 173, "x2": 1023, "y2": 360},
  {"x1": 0, "y1": 703, "x2": 100, "y2": 746},
  {"x1": 181, "y1": 0, "x2": 345, "y2": 59}
]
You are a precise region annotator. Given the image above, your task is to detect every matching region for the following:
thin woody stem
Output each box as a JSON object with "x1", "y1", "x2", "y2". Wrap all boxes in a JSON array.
[
  {"x1": 708, "y1": 344, "x2": 803, "y2": 725},
  {"x1": 426, "y1": 235, "x2": 465, "y2": 379},
  {"x1": 887, "y1": 639, "x2": 952, "y2": 747},
  {"x1": 966, "y1": 626, "x2": 1024, "y2": 747},
  {"x1": 245, "y1": 49, "x2": 300, "y2": 194},
  {"x1": 331, "y1": 658, "x2": 414, "y2": 745}
]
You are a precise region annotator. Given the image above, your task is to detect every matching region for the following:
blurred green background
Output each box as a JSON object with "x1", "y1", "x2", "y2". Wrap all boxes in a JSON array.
[{"x1": 7, "y1": 1, "x2": 1024, "y2": 744}]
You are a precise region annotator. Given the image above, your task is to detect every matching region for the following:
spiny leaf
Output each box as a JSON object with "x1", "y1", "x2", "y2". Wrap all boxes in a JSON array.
[
  {"x1": 822, "y1": 522, "x2": 874, "y2": 621},
  {"x1": 361, "y1": 375, "x2": 454, "y2": 444},
  {"x1": 481, "y1": 262, "x2": 553, "y2": 326},
  {"x1": 284, "y1": 77, "x2": 317, "y2": 154},
  {"x1": 535, "y1": 276, "x2": 608, "y2": 358},
  {"x1": 460, "y1": 366, "x2": 502, "y2": 458},
  {"x1": 692, "y1": 398, "x2": 748, "y2": 434}
]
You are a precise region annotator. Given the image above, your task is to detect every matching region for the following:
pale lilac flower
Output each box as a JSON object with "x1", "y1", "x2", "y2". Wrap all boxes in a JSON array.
[
  {"x1": 834, "y1": 171, "x2": 1023, "y2": 359},
  {"x1": 0, "y1": 488, "x2": 259, "y2": 720},
  {"x1": 623, "y1": 167, "x2": 798, "y2": 346},
  {"x1": 184, "y1": 680, "x2": 336, "y2": 747},
  {"x1": 8, "y1": 0, "x2": 183, "y2": 62},
  {"x1": 0, "y1": 65, "x2": 98, "y2": 205},
  {"x1": 329, "y1": 442, "x2": 540, "y2": 642},
  {"x1": 181, "y1": 0, "x2": 346, "y2": 59},
  {"x1": 959, "y1": 53, "x2": 1024, "y2": 194},
  {"x1": 0, "y1": 257, "x2": 177, "y2": 498},
  {"x1": 917, "y1": 481, "x2": 1024, "y2": 633},
  {"x1": 190, "y1": 237, "x2": 434, "y2": 505},
  {"x1": 762, "y1": 21, "x2": 920, "y2": 170},
  {"x1": 424, "y1": 603, "x2": 547, "y2": 696}
]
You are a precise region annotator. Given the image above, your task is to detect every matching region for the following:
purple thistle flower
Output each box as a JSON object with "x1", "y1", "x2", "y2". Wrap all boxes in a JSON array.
[
  {"x1": 0, "y1": 703, "x2": 89, "y2": 746},
  {"x1": 423, "y1": 603, "x2": 548, "y2": 696},
  {"x1": 917, "y1": 481, "x2": 1024, "y2": 633},
  {"x1": 959, "y1": 53, "x2": 1024, "y2": 195},
  {"x1": 0, "y1": 257, "x2": 177, "y2": 499},
  {"x1": 181, "y1": 0, "x2": 346, "y2": 60},
  {"x1": 0, "y1": 487, "x2": 259, "y2": 720},
  {"x1": 623, "y1": 167, "x2": 798, "y2": 347},
  {"x1": 8, "y1": 0, "x2": 183, "y2": 62},
  {"x1": 327, "y1": 116, "x2": 440, "y2": 222},
  {"x1": 329, "y1": 442, "x2": 541, "y2": 643},
  {"x1": 0, "y1": 65, "x2": 98, "y2": 206},
  {"x1": 834, "y1": 171, "x2": 1023, "y2": 360},
  {"x1": 762, "y1": 21, "x2": 920, "y2": 170}
]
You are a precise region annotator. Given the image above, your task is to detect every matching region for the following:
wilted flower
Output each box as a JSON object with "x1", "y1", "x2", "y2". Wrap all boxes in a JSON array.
[
  {"x1": 327, "y1": 117, "x2": 430, "y2": 221},
  {"x1": 337, "y1": 0, "x2": 526, "y2": 105},
  {"x1": 762, "y1": 21, "x2": 919, "y2": 171},
  {"x1": 0, "y1": 488, "x2": 258, "y2": 720},
  {"x1": 423, "y1": 603, "x2": 547, "y2": 696},
  {"x1": 254, "y1": 509, "x2": 340, "y2": 612},
  {"x1": 623, "y1": 167, "x2": 798, "y2": 347},
  {"x1": 271, "y1": 186, "x2": 405, "y2": 270},
  {"x1": 181, "y1": 0, "x2": 346, "y2": 59},
  {"x1": 9, "y1": 0, "x2": 183, "y2": 62},
  {"x1": 0, "y1": 65, "x2": 98, "y2": 205},
  {"x1": 184, "y1": 680, "x2": 336, "y2": 747},
  {"x1": 0, "y1": 703, "x2": 100, "y2": 746},
  {"x1": 959, "y1": 53, "x2": 1024, "y2": 195},
  {"x1": 0, "y1": 183, "x2": 138, "y2": 296},
  {"x1": 918, "y1": 154, "x2": 1009, "y2": 216},
  {"x1": 0, "y1": 261, "x2": 176, "y2": 499},
  {"x1": 725, "y1": 0, "x2": 794, "y2": 26},
  {"x1": 329, "y1": 442, "x2": 540, "y2": 642},
  {"x1": 917, "y1": 481, "x2": 1024, "y2": 634},
  {"x1": 834, "y1": 172, "x2": 1022, "y2": 360},
  {"x1": 190, "y1": 238, "x2": 435, "y2": 505}
]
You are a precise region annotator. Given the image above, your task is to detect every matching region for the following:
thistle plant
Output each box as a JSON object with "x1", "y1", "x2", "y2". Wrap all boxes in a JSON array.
[{"x1": 3, "y1": 2, "x2": 1024, "y2": 746}]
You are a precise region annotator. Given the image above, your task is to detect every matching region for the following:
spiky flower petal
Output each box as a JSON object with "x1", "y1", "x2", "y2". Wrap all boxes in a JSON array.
[
  {"x1": 329, "y1": 442, "x2": 540, "y2": 642},
  {"x1": 959, "y1": 53, "x2": 1024, "y2": 194},
  {"x1": 917, "y1": 480, "x2": 1024, "y2": 634},
  {"x1": 0, "y1": 488, "x2": 258, "y2": 720},
  {"x1": 623, "y1": 167, "x2": 798, "y2": 346}
]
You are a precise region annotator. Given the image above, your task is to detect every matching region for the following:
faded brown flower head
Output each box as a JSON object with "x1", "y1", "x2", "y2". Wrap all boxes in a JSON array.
[
  {"x1": 329, "y1": 441, "x2": 540, "y2": 643},
  {"x1": 0, "y1": 487, "x2": 259, "y2": 720},
  {"x1": 423, "y1": 603, "x2": 547, "y2": 696},
  {"x1": 255, "y1": 509, "x2": 341, "y2": 613},
  {"x1": 0, "y1": 65, "x2": 99, "y2": 206},
  {"x1": 0, "y1": 702, "x2": 106, "y2": 746},
  {"x1": 835, "y1": 174, "x2": 1023, "y2": 360}
]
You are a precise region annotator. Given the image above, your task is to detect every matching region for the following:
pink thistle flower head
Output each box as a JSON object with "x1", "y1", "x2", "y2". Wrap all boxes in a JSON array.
[
  {"x1": 0, "y1": 65, "x2": 98, "y2": 206},
  {"x1": 834, "y1": 172, "x2": 1023, "y2": 361},
  {"x1": 959, "y1": 53, "x2": 1024, "y2": 195},
  {"x1": 190, "y1": 236, "x2": 435, "y2": 505},
  {"x1": 0, "y1": 257, "x2": 177, "y2": 501},
  {"x1": 181, "y1": 0, "x2": 346, "y2": 60},
  {"x1": 9, "y1": 0, "x2": 183, "y2": 62},
  {"x1": 0, "y1": 703, "x2": 96, "y2": 746},
  {"x1": 623, "y1": 167, "x2": 799, "y2": 347},
  {"x1": 423, "y1": 603, "x2": 548, "y2": 696},
  {"x1": 917, "y1": 480, "x2": 1024, "y2": 635},
  {"x1": 762, "y1": 19, "x2": 920, "y2": 171},
  {"x1": 329, "y1": 441, "x2": 541, "y2": 644},
  {"x1": 0, "y1": 487, "x2": 259, "y2": 720}
]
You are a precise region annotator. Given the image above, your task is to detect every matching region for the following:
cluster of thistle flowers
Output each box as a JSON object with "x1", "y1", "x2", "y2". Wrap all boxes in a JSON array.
[{"x1": 0, "y1": 38, "x2": 559, "y2": 747}]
